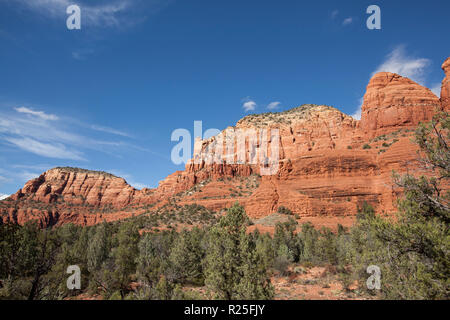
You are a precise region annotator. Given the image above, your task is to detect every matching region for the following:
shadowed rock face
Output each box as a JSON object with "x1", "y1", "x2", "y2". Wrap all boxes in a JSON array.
[{"x1": 1, "y1": 57, "x2": 449, "y2": 228}]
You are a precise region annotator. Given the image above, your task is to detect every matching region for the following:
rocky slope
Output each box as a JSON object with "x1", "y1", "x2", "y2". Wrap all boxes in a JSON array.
[{"x1": 1, "y1": 57, "x2": 449, "y2": 227}]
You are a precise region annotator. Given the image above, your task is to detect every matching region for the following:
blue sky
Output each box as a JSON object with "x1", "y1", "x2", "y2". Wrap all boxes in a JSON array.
[{"x1": 0, "y1": 0, "x2": 449, "y2": 197}]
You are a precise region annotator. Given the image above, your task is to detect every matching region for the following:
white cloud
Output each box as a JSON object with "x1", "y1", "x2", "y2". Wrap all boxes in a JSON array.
[
  {"x1": 0, "y1": 194, "x2": 10, "y2": 200},
  {"x1": 371, "y1": 46, "x2": 430, "y2": 84},
  {"x1": 267, "y1": 101, "x2": 281, "y2": 110},
  {"x1": 342, "y1": 17, "x2": 353, "y2": 25},
  {"x1": 5, "y1": 137, "x2": 86, "y2": 161},
  {"x1": 14, "y1": 106, "x2": 58, "y2": 120},
  {"x1": 242, "y1": 98, "x2": 256, "y2": 112},
  {"x1": 351, "y1": 46, "x2": 435, "y2": 120}
]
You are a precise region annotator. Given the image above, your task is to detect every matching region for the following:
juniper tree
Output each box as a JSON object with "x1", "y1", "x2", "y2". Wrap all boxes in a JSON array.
[
  {"x1": 0, "y1": 223, "x2": 27, "y2": 299},
  {"x1": 298, "y1": 222, "x2": 320, "y2": 264},
  {"x1": 273, "y1": 217, "x2": 301, "y2": 262},
  {"x1": 169, "y1": 227, "x2": 205, "y2": 285},
  {"x1": 235, "y1": 230, "x2": 274, "y2": 299},
  {"x1": 24, "y1": 224, "x2": 61, "y2": 300},
  {"x1": 112, "y1": 221, "x2": 140, "y2": 299},
  {"x1": 254, "y1": 231, "x2": 275, "y2": 271},
  {"x1": 136, "y1": 230, "x2": 177, "y2": 298},
  {"x1": 204, "y1": 203, "x2": 273, "y2": 299}
]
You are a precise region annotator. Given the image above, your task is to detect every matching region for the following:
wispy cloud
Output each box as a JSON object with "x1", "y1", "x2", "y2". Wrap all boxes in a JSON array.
[
  {"x1": 91, "y1": 124, "x2": 132, "y2": 137},
  {"x1": 0, "y1": 105, "x2": 140, "y2": 160},
  {"x1": 351, "y1": 46, "x2": 435, "y2": 120},
  {"x1": 11, "y1": 0, "x2": 170, "y2": 28},
  {"x1": 5, "y1": 137, "x2": 86, "y2": 161},
  {"x1": 342, "y1": 17, "x2": 353, "y2": 26},
  {"x1": 14, "y1": 0, "x2": 131, "y2": 27},
  {"x1": 15, "y1": 106, "x2": 58, "y2": 120},
  {"x1": 267, "y1": 101, "x2": 281, "y2": 110}
]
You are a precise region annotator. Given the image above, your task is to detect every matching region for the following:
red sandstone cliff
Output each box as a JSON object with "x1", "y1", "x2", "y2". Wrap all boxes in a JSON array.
[
  {"x1": 441, "y1": 57, "x2": 450, "y2": 110},
  {"x1": 359, "y1": 72, "x2": 441, "y2": 138},
  {"x1": 11, "y1": 168, "x2": 136, "y2": 207},
  {"x1": 1, "y1": 57, "x2": 449, "y2": 228}
]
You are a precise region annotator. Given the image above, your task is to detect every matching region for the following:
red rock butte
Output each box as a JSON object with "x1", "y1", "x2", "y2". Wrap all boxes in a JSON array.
[{"x1": 1, "y1": 57, "x2": 449, "y2": 228}]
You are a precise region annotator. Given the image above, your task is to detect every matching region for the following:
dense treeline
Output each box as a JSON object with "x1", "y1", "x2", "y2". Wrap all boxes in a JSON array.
[{"x1": 0, "y1": 112, "x2": 448, "y2": 300}]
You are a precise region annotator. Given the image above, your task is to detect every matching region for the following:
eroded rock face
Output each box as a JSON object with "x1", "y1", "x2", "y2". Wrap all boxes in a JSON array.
[
  {"x1": 11, "y1": 168, "x2": 136, "y2": 207},
  {"x1": 441, "y1": 57, "x2": 450, "y2": 110},
  {"x1": 359, "y1": 72, "x2": 441, "y2": 138},
  {"x1": 1, "y1": 57, "x2": 449, "y2": 228}
]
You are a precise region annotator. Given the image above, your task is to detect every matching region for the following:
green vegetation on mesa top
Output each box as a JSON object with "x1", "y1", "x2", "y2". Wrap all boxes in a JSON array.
[
  {"x1": 49, "y1": 167, "x2": 120, "y2": 178},
  {"x1": 237, "y1": 104, "x2": 343, "y2": 126}
]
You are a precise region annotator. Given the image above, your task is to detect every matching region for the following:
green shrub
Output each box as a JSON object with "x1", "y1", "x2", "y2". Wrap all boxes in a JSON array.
[{"x1": 277, "y1": 206, "x2": 293, "y2": 215}]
